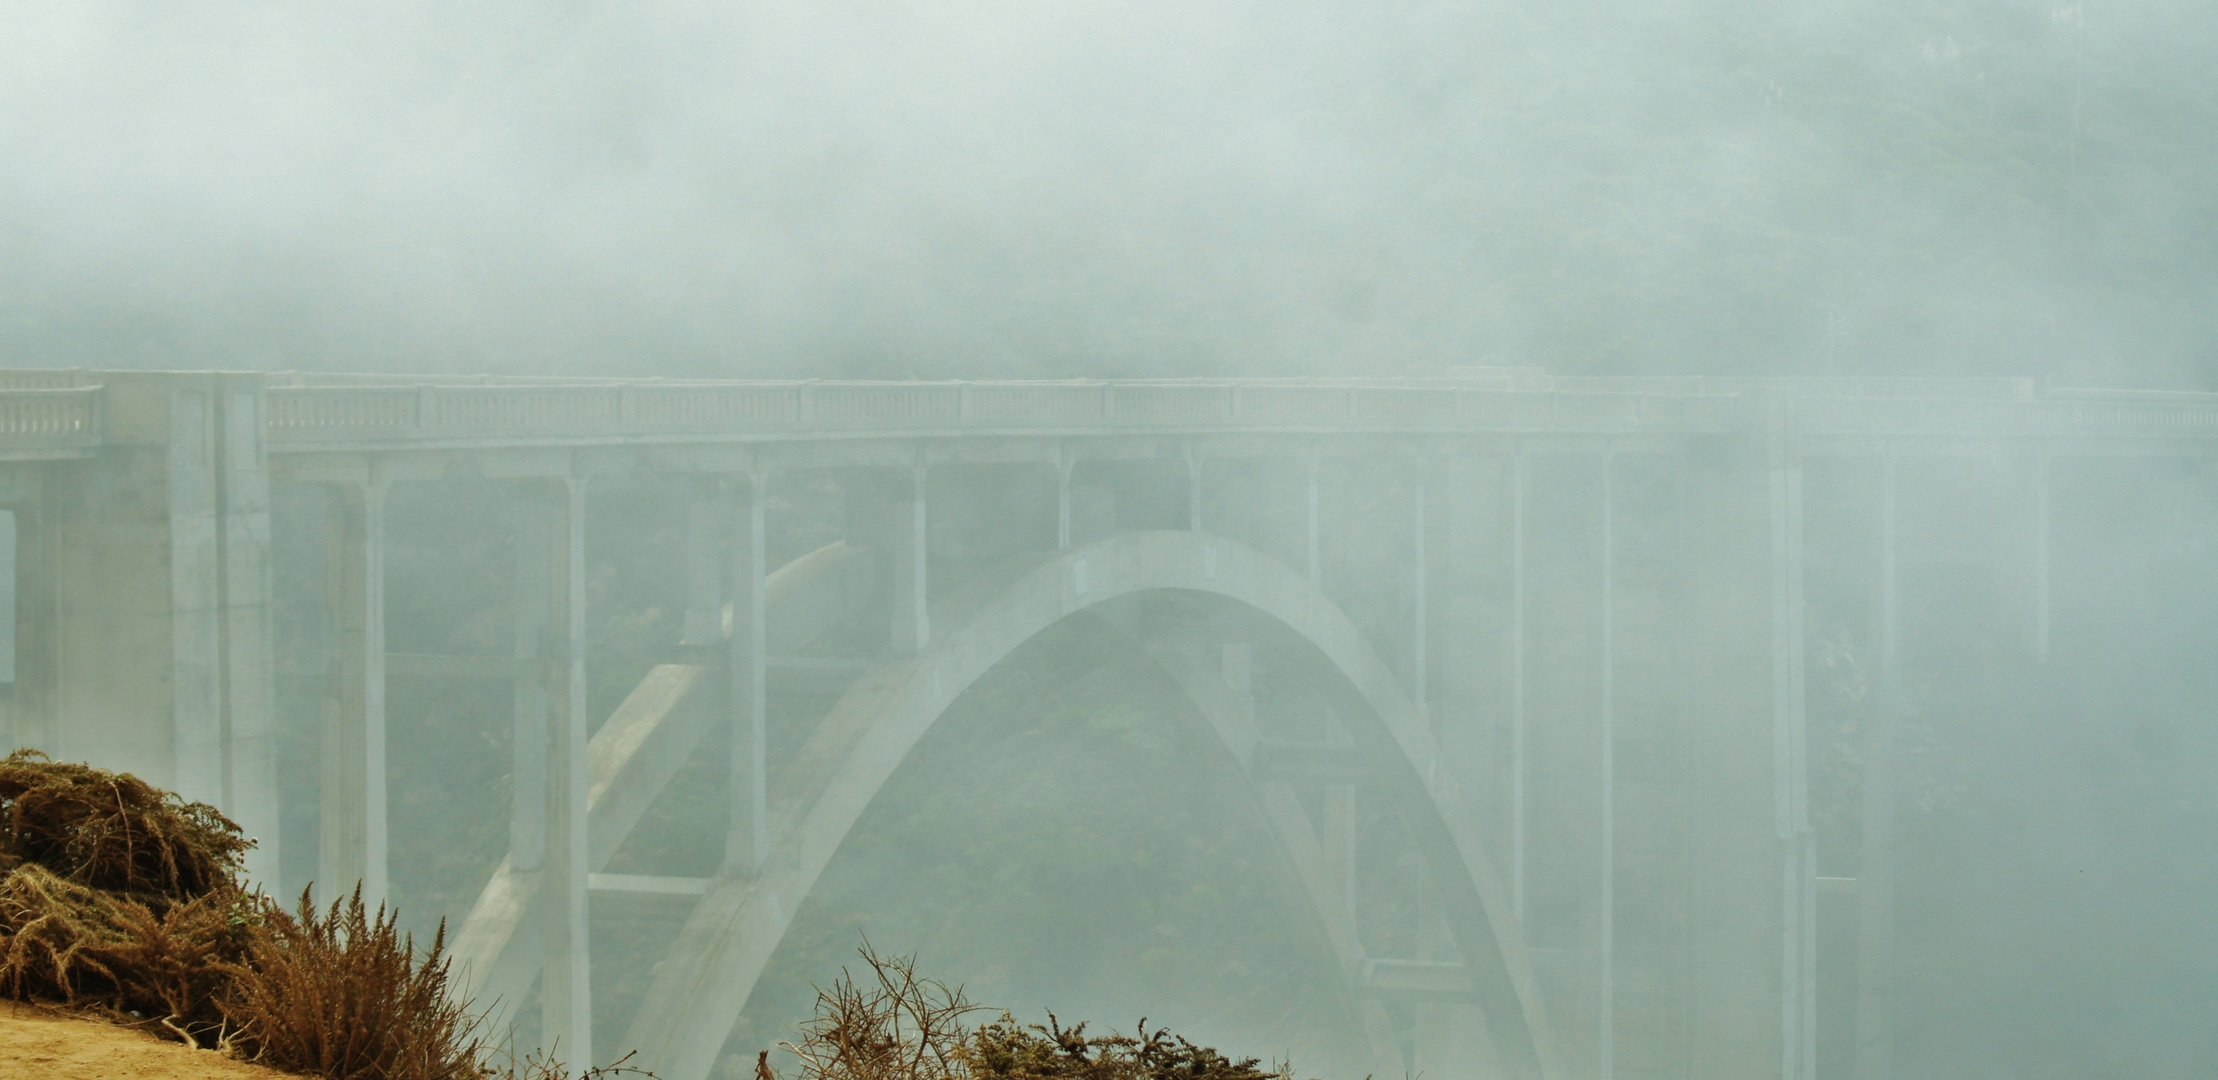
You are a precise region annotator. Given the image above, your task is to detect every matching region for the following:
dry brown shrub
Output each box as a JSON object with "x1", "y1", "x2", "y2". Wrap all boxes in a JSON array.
[
  {"x1": 958, "y1": 1018, "x2": 1294, "y2": 1080},
  {"x1": 776, "y1": 945, "x2": 981, "y2": 1080},
  {"x1": 222, "y1": 885, "x2": 490, "y2": 1080},
  {"x1": 763, "y1": 946, "x2": 1299, "y2": 1080},
  {"x1": 0, "y1": 852, "x2": 260, "y2": 1045},
  {"x1": 0, "y1": 750, "x2": 250, "y2": 904},
  {"x1": 0, "y1": 750, "x2": 539, "y2": 1080}
]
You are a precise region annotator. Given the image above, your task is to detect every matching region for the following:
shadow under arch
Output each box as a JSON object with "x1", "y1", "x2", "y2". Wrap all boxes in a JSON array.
[{"x1": 620, "y1": 531, "x2": 1562, "y2": 1080}]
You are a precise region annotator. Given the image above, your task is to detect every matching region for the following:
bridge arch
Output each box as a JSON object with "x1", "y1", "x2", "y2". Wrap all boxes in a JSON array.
[{"x1": 619, "y1": 530, "x2": 1562, "y2": 1080}]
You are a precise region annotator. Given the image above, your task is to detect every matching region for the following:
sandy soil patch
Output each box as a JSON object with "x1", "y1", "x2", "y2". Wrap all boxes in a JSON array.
[{"x1": 0, "y1": 1000, "x2": 297, "y2": 1079}]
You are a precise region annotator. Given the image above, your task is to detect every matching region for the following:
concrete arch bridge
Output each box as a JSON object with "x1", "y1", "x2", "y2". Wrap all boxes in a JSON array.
[{"x1": 0, "y1": 370, "x2": 2210, "y2": 1080}]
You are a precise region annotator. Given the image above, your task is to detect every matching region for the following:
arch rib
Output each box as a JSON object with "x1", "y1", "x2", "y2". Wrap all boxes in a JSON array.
[{"x1": 619, "y1": 531, "x2": 1562, "y2": 1080}]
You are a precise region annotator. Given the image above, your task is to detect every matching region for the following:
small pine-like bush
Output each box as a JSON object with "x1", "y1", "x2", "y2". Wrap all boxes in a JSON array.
[{"x1": 223, "y1": 885, "x2": 487, "y2": 1080}]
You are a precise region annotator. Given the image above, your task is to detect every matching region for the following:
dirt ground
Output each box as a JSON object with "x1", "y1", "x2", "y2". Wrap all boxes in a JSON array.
[{"x1": 0, "y1": 1000, "x2": 297, "y2": 1079}]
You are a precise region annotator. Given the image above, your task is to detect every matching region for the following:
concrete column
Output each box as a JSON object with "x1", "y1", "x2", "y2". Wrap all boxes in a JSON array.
[
  {"x1": 1185, "y1": 442, "x2": 1203, "y2": 532},
  {"x1": 318, "y1": 470, "x2": 389, "y2": 905},
  {"x1": 1412, "y1": 460, "x2": 1428, "y2": 722},
  {"x1": 1680, "y1": 433, "x2": 1786, "y2": 1079},
  {"x1": 2032, "y1": 453, "x2": 2050, "y2": 662},
  {"x1": 1855, "y1": 458, "x2": 1900, "y2": 1080},
  {"x1": 1510, "y1": 447, "x2": 1527, "y2": 923},
  {"x1": 1056, "y1": 445, "x2": 1074, "y2": 550},
  {"x1": 1599, "y1": 450, "x2": 1616, "y2": 1080},
  {"x1": 1306, "y1": 454, "x2": 1322, "y2": 587},
  {"x1": 1322, "y1": 780, "x2": 1357, "y2": 925},
  {"x1": 218, "y1": 382, "x2": 279, "y2": 885},
  {"x1": 1769, "y1": 414, "x2": 1813, "y2": 1080},
  {"x1": 167, "y1": 385, "x2": 224, "y2": 814},
  {"x1": 889, "y1": 462, "x2": 929, "y2": 654},
  {"x1": 318, "y1": 485, "x2": 362, "y2": 899},
  {"x1": 541, "y1": 473, "x2": 592, "y2": 1067},
  {"x1": 509, "y1": 496, "x2": 551, "y2": 873},
  {"x1": 727, "y1": 469, "x2": 767, "y2": 874},
  {"x1": 681, "y1": 482, "x2": 727, "y2": 648},
  {"x1": 361, "y1": 471, "x2": 390, "y2": 909}
]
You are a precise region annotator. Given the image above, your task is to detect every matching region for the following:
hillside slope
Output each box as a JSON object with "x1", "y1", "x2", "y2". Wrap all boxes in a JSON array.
[{"x1": 0, "y1": 1002, "x2": 295, "y2": 1080}]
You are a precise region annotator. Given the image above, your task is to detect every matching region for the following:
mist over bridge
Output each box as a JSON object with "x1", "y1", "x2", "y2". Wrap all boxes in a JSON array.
[{"x1": 0, "y1": 369, "x2": 2212, "y2": 1080}]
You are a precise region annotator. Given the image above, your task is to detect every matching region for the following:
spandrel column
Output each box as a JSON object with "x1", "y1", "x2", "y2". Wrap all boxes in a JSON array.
[
  {"x1": 540, "y1": 473, "x2": 592, "y2": 1068},
  {"x1": 319, "y1": 469, "x2": 388, "y2": 907},
  {"x1": 508, "y1": 494, "x2": 553, "y2": 875},
  {"x1": 727, "y1": 469, "x2": 767, "y2": 875}
]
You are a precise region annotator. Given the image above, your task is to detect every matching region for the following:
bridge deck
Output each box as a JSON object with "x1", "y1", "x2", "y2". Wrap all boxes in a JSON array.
[{"x1": 0, "y1": 371, "x2": 2213, "y2": 459}]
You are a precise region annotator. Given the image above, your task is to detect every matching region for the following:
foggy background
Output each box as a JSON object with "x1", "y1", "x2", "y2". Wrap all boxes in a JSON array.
[
  {"x1": 14, "y1": 2, "x2": 2218, "y2": 1079},
  {"x1": 3, "y1": 0, "x2": 2215, "y2": 385}
]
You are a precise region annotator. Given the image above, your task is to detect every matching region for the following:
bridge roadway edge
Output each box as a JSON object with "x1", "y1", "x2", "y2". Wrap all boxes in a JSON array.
[{"x1": 617, "y1": 531, "x2": 1563, "y2": 1080}]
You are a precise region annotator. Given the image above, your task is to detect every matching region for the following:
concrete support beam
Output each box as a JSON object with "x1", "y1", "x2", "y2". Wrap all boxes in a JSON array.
[
  {"x1": 1855, "y1": 458, "x2": 1900, "y2": 1080},
  {"x1": 727, "y1": 469, "x2": 767, "y2": 874},
  {"x1": 1599, "y1": 450, "x2": 1617, "y2": 1080},
  {"x1": 218, "y1": 383, "x2": 279, "y2": 884},
  {"x1": 541, "y1": 473, "x2": 592, "y2": 1068},
  {"x1": 1056, "y1": 444, "x2": 1074, "y2": 551},
  {"x1": 510, "y1": 495, "x2": 552, "y2": 873},
  {"x1": 2032, "y1": 453, "x2": 2050, "y2": 662},
  {"x1": 1510, "y1": 447, "x2": 1527, "y2": 924},
  {"x1": 168, "y1": 385, "x2": 224, "y2": 818},
  {"x1": 1769, "y1": 413, "x2": 1814, "y2": 1080},
  {"x1": 680, "y1": 482, "x2": 727, "y2": 648},
  {"x1": 1681, "y1": 433, "x2": 1791, "y2": 1079},
  {"x1": 1185, "y1": 441, "x2": 1203, "y2": 532},
  {"x1": 1412, "y1": 460, "x2": 1428, "y2": 723},
  {"x1": 318, "y1": 470, "x2": 388, "y2": 906},
  {"x1": 1306, "y1": 454, "x2": 1322, "y2": 587},
  {"x1": 1361, "y1": 957, "x2": 1478, "y2": 1002},
  {"x1": 588, "y1": 873, "x2": 712, "y2": 898},
  {"x1": 889, "y1": 462, "x2": 929, "y2": 654}
]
